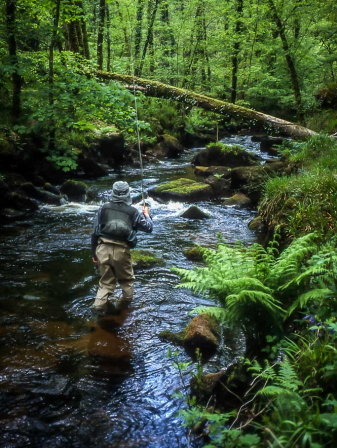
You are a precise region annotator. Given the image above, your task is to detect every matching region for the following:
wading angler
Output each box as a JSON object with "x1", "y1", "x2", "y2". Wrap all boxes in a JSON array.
[{"x1": 91, "y1": 181, "x2": 153, "y2": 310}]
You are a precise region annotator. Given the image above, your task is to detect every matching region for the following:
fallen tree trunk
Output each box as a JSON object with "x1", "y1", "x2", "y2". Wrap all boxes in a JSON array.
[{"x1": 96, "y1": 70, "x2": 316, "y2": 140}]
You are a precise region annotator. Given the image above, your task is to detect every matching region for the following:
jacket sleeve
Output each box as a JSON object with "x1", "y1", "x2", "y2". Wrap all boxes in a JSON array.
[
  {"x1": 91, "y1": 206, "x2": 102, "y2": 259},
  {"x1": 132, "y1": 210, "x2": 153, "y2": 233}
]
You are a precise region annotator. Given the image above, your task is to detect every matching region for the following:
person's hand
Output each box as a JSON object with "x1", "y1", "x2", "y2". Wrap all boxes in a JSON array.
[
  {"x1": 142, "y1": 206, "x2": 150, "y2": 218},
  {"x1": 92, "y1": 257, "x2": 99, "y2": 265}
]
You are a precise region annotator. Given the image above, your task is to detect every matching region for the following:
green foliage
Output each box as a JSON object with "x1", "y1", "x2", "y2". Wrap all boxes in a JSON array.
[{"x1": 260, "y1": 135, "x2": 337, "y2": 238}]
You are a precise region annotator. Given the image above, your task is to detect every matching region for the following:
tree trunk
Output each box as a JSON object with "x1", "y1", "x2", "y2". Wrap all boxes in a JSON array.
[
  {"x1": 267, "y1": 0, "x2": 303, "y2": 121},
  {"x1": 106, "y1": 4, "x2": 111, "y2": 71},
  {"x1": 134, "y1": 0, "x2": 145, "y2": 62},
  {"x1": 231, "y1": 0, "x2": 243, "y2": 104},
  {"x1": 49, "y1": 0, "x2": 61, "y2": 151},
  {"x1": 5, "y1": 0, "x2": 23, "y2": 123},
  {"x1": 78, "y1": 0, "x2": 90, "y2": 59},
  {"x1": 137, "y1": 0, "x2": 159, "y2": 77},
  {"x1": 95, "y1": 70, "x2": 316, "y2": 140},
  {"x1": 97, "y1": 0, "x2": 105, "y2": 70}
]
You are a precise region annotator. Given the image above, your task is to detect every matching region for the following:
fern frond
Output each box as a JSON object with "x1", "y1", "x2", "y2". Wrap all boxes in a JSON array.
[
  {"x1": 190, "y1": 306, "x2": 226, "y2": 322},
  {"x1": 288, "y1": 288, "x2": 333, "y2": 316}
]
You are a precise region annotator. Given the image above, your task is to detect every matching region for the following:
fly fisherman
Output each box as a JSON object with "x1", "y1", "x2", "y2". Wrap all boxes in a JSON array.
[{"x1": 91, "y1": 181, "x2": 153, "y2": 310}]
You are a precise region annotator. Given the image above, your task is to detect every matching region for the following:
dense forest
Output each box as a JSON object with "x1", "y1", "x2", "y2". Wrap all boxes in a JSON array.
[{"x1": 1, "y1": 1, "x2": 337, "y2": 448}]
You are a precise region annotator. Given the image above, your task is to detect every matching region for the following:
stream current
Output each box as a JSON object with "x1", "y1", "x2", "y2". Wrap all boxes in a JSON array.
[{"x1": 0, "y1": 136, "x2": 269, "y2": 448}]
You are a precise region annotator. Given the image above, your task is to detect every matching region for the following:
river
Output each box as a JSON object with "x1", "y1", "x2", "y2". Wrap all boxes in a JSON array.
[{"x1": 0, "y1": 136, "x2": 267, "y2": 448}]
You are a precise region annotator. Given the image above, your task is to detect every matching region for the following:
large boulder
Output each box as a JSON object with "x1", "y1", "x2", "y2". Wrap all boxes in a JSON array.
[
  {"x1": 204, "y1": 175, "x2": 232, "y2": 197},
  {"x1": 7, "y1": 192, "x2": 39, "y2": 211},
  {"x1": 149, "y1": 178, "x2": 213, "y2": 202},
  {"x1": 230, "y1": 161, "x2": 291, "y2": 203},
  {"x1": 0, "y1": 208, "x2": 29, "y2": 223},
  {"x1": 192, "y1": 143, "x2": 259, "y2": 167},
  {"x1": 60, "y1": 180, "x2": 87, "y2": 202},
  {"x1": 179, "y1": 205, "x2": 211, "y2": 219},
  {"x1": 180, "y1": 131, "x2": 216, "y2": 148},
  {"x1": 248, "y1": 215, "x2": 267, "y2": 232},
  {"x1": 222, "y1": 193, "x2": 252, "y2": 207},
  {"x1": 147, "y1": 134, "x2": 184, "y2": 158},
  {"x1": 183, "y1": 245, "x2": 205, "y2": 261},
  {"x1": 17, "y1": 182, "x2": 64, "y2": 205}
]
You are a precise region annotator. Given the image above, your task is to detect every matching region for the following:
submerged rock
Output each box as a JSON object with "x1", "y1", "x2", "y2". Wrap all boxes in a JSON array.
[
  {"x1": 183, "y1": 246, "x2": 205, "y2": 261},
  {"x1": 222, "y1": 193, "x2": 252, "y2": 207},
  {"x1": 0, "y1": 208, "x2": 29, "y2": 223},
  {"x1": 60, "y1": 180, "x2": 87, "y2": 202},
  {"x1": 149, "y1": 178, "x2": 213, "y2": 202},
  {"x1": 131, "y1": 249, "x2": 165, "y2": 269},
  {"x1": 179, "y1": 205, "x2": 211, "y2": 219},
  {"x1": 192, "y1": 143, "x2": 259, "y2": 167}
]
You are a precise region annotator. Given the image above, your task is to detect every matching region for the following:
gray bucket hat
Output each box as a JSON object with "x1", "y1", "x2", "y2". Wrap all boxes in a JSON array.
[{"x1": 111, "y1": 181, "x2": 132, "y2": 205}]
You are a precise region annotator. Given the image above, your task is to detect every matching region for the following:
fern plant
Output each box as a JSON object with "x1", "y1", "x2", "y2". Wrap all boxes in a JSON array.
[{"x1": 174, "y1": 233, "x2": 324, "y2": 358}]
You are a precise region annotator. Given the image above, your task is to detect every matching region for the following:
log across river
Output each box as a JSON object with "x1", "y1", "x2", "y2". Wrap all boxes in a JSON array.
[{"x1": 0, "y1": 136, "x2": 267, "y2": 447}]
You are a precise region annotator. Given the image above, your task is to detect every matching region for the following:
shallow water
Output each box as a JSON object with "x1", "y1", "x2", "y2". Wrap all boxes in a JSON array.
[{"x1": 0, "y1": 136, "x2": 263, "y2": 447}]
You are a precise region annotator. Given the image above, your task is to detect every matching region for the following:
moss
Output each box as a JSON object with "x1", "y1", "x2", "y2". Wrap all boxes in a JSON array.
[
  {"x1": 131, "y1": 249, "x2": 165, "y2": 269},
  {"x1": 153, "y1": 178, "x2": 210, "y2": 194},
  {"x1": 158, "y1": 330, "x2": 185, "y2": 345},
  {"x1": 183, "y1": 246, "x2": 205, "y2": 261}
]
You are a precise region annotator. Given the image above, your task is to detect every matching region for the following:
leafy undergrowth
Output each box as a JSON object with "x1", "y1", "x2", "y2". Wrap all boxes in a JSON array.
[{"x1": 173, "y1": 231, "x2": 337, "y2": 447}]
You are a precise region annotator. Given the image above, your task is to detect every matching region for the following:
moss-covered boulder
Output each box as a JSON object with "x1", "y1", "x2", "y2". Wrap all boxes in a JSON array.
[
  {"x1": 60, "y1": 180, "x2": 87, "y2": 202},
  {"x1": 17, "y1": 182, "x2": 64, "y2": 205},
  {"x1": 192, "y1": 143, "x2": 259, "y2": 167},
  {"x1": 149, "y1": 178, "x2": 213, "y2": 202},
  {"x1": 222, "y1": 193, "x2": 252, "y2": 207},
  {"x1": 131, "y1": 249, "x2": 164, "y2": 269},
  {"x1": 204, "y1": 175, "x2": 232, "y2": 197},
  {"x1": 95, "y1": 128, "x2": 125, "y2": 164}
]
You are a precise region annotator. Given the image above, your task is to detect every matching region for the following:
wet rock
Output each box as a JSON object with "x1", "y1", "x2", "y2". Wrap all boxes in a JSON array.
[
  {"x1": 28, "y1": 174, "x2": 45, "y2": 187},
  {"x1": 131, "y1": 249, "x2": 165, "y2": 269},
  {"x1": 230, "y1": 162, "x2": 290, "y2": 204},
  {"x1": 192, "y1": 143, "x2": 259, "y2": 167},
  {"x1": 17, "y1": 182, "x2": 63, "y2": 205},
  {"x1": 0, "y1": 208, "x2": 29, "y2": 223},
  {"x1": 43, "y1": 182, "x2": 61, "y2": 196},
  {"x1": 78, "y1": 157, "x2": 108, "y2": 178},
  {"x1": 7, "y1": 191, "x2": 39, "y2": 211},
  {"x1": 194, "y1": 165, "x2": 232, "y2": 179},
  {"x1": 60, "y1": 180, "x2": 87, "y2": 202},
  {"x1": 204, "y1": 175, "x2": 232, "y2": 197},
  {"x1": 149, "y1": 178, "x2": 213, "y2": 202},
  {"x1": 259, "y1": 136, "x2": 284, "y2": 152},
  {"x1": 222, "y1": 193, "x2": 252, "y2": 207},
  {"x1": 147, "y1": 134, "x2": 184, "y2": 158},
  {"x1": 184, "y1": 314, "x2": 220, "y2": 359},
  {"x1": 158, "y1": 329, "x2": 185, "y2": 345},
  {"x1": 248, "y1": 215, "x2": 266, "y2": 232},
  {"x1": 183, "y1": 246, "x2": 205, "y2": 261},
  {"x1": 179, "y1": 205, "x2": 211, "y2": 219}
]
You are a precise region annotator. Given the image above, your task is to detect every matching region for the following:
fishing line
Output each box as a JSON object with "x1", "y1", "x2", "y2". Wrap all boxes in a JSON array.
[{"x1": 126, "y1": 12, "x2": 145, "y2": 207}]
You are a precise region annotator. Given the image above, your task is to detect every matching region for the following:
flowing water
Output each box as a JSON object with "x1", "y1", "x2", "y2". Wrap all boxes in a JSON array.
[{"x1": 0, "y1": 136, "x2": 268, "y2": 448}]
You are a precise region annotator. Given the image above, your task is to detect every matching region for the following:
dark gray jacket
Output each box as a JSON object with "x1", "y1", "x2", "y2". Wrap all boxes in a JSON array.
[{"x1": 91, "y1": 202, "x2": 153, "y2": 257}]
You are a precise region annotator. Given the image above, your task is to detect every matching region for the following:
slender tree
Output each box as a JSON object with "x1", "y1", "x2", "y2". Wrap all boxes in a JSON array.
[
  {"x1": 231, "y1": 0, "x2": 243, "y2": 104},
  {"x1": 267, "y1": 0, "x2": 303, "y2": 119},
  {"x1": 97, "y1": 0, "x2": 105, "y2": 70},
  {"x1": 137, "y1": 0, "x2": 159, "y2": 77},
  {"x1": 5, "y1": 0, "x2": 23, "y2": 123}
]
